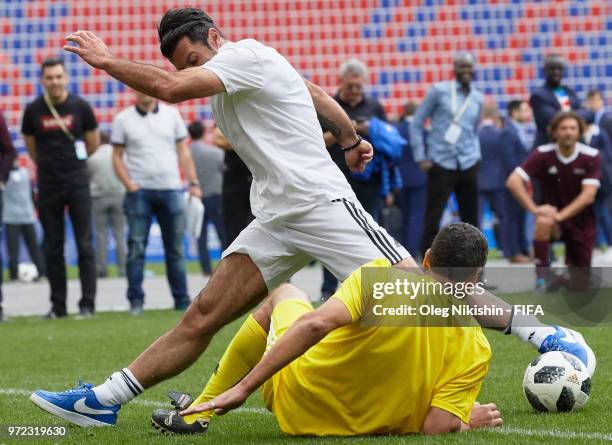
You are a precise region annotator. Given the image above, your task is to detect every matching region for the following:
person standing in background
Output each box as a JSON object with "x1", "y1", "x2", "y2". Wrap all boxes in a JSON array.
[
  {"x1": 582, "y1": 112, "x2": 612, "y2": 249},
  {"x1": 188, "y1": 121, "x2": 226, "y2": 276},
  {"x1": 111, "y1": 91, "x2": 202, "y2": 315},
  {"x1": 3, "y1": 160, "x2": 46, "y2": 281},
  {"x1": 0, "y1": 109, "x2": 17, "y2": 322},
  {"x1": 215, "y1": 127, "x2": 253, "y2": 247},
  {"x1": 88, "y1": 131, "x2": 126, "y2": 278},
  {"x1": 585, "y1": 89, "x2": 612, "y2": 143},
  {"x1": 22, "y1": 58, "x2": 99, "y2": 319},
  {"x1": 530, "y1": 55, "x2": 582, "y2": 149},
  {"x1": 500, "y1": 100, "x2": 532, "y2": 263},
  {"x1": 411, "y1": 52, "x2": 484, "y2": 257},
  {"x1": 395, "y1": 101, "x2": 426, "y2": 258},
  {"x1": 477, "y1": 104, "x2": 508, "y2": 256}
]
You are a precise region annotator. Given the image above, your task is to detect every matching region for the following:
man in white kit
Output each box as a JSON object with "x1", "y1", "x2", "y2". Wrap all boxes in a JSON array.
[{"x1": 30, "y1": 8, "x2": 595, "y2": 428}]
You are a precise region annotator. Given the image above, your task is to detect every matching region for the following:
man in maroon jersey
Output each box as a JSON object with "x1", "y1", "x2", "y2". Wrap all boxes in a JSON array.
[{"x1": 506, "y1": 111, "x2": 600, "y2": 291}]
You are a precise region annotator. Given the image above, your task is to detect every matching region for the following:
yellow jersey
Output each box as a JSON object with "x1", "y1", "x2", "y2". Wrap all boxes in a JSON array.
[{"x1": 262, "y1": 259, "x2": 492, "y2": 436}]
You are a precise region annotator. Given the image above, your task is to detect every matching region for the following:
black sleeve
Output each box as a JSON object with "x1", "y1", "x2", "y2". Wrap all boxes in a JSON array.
[
  {"x1": 21, "y1": 104, "x2": 35, "y2": 136},
  {"x1": 80, "y1": 99, "x2": 98, "y2": 132}
]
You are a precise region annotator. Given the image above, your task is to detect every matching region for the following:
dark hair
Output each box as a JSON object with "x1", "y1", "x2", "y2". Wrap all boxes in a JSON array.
[
  {"x1": 158, "y1": 8, "x2": 218, "y2": 58},
  {"x1": 41, "y1": 58, "x2": 64, "y2": 75},
  {"x1": 507, "y1": 99, "x2": 524, "y2": 116},
  {"x1": 400, "y1": 101, "x2": 418, "y2": 120},
  {"x1": 586, "y1": 88, "x2": 603, "y2": 101},
  {"x1": 99, "y1": 130, "x2": 110, "y2": 145},
  {"x1": 188, "y1": 121, "x2": 205, "y2": 140},
  {"x1": 548, "y1": 110, "x2": 586, "y2": 138},
  {"x1": 429, "y1": 223, "x2": 488, "y2": 281}
]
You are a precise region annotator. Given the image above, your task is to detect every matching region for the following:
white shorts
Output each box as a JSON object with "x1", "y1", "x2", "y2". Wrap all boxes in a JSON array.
[{"x1": 222, "y1": 198, "x2": 411, "y2": 290}]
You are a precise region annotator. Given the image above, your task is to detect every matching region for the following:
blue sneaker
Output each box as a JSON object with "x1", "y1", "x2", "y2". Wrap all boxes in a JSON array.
[
  {"x1": 30, "y1": 381, "x2": 120, "y2": 427},
  {"x1": 539, "y1": 326, "x2": 596, "y2": 377}
]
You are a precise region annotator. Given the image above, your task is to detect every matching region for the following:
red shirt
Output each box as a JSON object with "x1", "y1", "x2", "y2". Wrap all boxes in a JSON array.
[{"x1": 516, "y1": 143, "x2": 600, "y2": 233}]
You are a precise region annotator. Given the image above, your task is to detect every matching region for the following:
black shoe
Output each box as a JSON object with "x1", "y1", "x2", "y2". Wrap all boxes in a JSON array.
[
  {"x1": 129, "y1": 302, "x2": 144, "y2": 316},
  {"x1": 75, "y1": 308, "x2": 93, "y2": 320},
  {"x1": 174, "y1": 301, "x2": 191, "y2": 311},
  {"x1": 150, "y1": 391, "x2": 208, "y2": 435},
  {"x1": 43, "y1": 310, "x2": 67, "y2": 320}
]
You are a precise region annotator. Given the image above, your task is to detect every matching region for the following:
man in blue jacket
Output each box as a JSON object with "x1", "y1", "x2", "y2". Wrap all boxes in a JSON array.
[
  {"x1": 395, "y1": 102, "x2": 426, "y2": 257},
  {"x1": 478, "y1": 104, "x2": 508, "y2": 254},
  {"x1": 500, "y1": 100, "x2": 532, "y2": 263},
  {"x1": 530, "y1": 55, "x2": 581, "y2": 149}
]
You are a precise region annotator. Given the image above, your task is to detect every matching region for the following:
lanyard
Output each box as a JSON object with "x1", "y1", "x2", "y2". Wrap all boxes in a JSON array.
[{"x1": 450, "y1": 82, "x2": 473, "y2": 124}]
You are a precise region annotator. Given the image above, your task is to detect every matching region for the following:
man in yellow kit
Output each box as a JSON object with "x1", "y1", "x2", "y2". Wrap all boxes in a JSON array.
[{"x1": 151, "y1": 223, "x2": 502, "y2": 436}]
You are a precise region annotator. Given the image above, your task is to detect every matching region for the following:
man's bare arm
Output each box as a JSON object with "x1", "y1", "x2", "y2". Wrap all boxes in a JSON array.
[
  {"x1": 179, "y1": 298, "x2": 353, "y2": 416},
  {"x1": 556, "y1": 184, "x2": 598, "y2": 222},
  {"x1": 83, "y1": 129, "x2": 100, "y2": 155},
  {"x1": 112, "y1": 145, "x2": 138, "y2": 192},
  {"x1": 64, "y1": 31, "x2": 224, "y2": 103},
  {"x1": 506, "y1": 171, "x2": 539, "y2": 214},
  {"x1": 24, "y1": 135, "x2": 37, "y2": 163},
  {"x1": 213, "y1": 127, "x2": 233, "y2": 151},
  {"x1": 305, "y1": 80, "x2": 357, "y2": 147},
  {"x1": 177, "y1": 140, "x2": 202, "y2": 198}
]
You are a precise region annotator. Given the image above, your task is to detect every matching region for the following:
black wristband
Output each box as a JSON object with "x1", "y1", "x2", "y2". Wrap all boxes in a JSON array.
[{"x1": 340, "y1": 135, "x2": 363, "y2": 152}]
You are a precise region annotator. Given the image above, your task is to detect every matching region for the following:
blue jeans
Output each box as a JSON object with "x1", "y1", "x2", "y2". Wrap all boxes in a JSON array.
[
  {"x1": 124, "y1": 189, "x2": 189, "y2": 308},
  {"x1": 198, "y1": 194, "x2": 226, "y2": 274}
]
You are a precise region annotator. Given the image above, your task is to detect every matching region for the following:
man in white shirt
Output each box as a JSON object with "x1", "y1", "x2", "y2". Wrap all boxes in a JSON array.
[
  {"x1": 30, "y1": 8, "x2": 595, "y2": 429},
  {"x1": 111, "y1": 91, "x2": 202, "y2": 314}
]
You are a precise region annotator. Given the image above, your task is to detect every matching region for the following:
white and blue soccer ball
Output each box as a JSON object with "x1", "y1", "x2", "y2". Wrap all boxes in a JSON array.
[
  {"x1": 523, "y1": 351, "x2": 591, "y2": 413},
  {"x1": 18, "y1": 263, "x2": 39, "y2": 283}
]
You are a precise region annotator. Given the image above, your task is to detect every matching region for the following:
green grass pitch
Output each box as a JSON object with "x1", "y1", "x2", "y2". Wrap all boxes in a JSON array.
[{"x1": 0, "y1": 300, "x2": 610, "y2": 445}]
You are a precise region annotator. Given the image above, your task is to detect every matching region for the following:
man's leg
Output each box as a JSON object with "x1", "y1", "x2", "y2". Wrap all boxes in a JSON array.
[
  {"x1": 108, "y1": 195, "x2": 126, "y2": 276},
  {"x1": 154, "y1": 190, "x2": 189, "y2": 309},
  {"x1": 454, "y1": 163, "x2": 480, "y2": 227},
  {"x1": 5, "y1": 224, "x2": 20, "y2": 280},
  {"x1": 92, "y1": 197, "x2": 108, "y2": 277},
  {"x1": 38, "y1": 189, "x2": 68, "y2": 316},
  {"x1": 67, "y1": 187, "x2": 97, "y2": 313},
  {"x1": 533, "y1": 214, "x2": 557, "y2": 283},
  {"x1": 198, "y1": 197, "x2": 212, "y2": 275},
  {"x1": 124, "y1": 191, "x2": 154, "y2": 309},
  {"x1": 421, "y1": 164, "x2": 457, "y2": 256}
]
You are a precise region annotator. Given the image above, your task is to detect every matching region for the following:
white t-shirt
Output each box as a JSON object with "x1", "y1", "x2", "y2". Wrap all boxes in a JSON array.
[
  {"x1": 111, "y1": 103, "x2": 188, "y2": 190},
  {"x1": 203, "y1": 39, "x2": 354, "y2": 224}
]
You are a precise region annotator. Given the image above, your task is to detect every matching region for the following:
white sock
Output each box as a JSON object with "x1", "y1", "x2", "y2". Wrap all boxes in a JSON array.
[
  {"x1": 510, "y1": 313, "x2": 556, "y2": 349},
  {"x1": 93, "y1": 368, "x2": 144, "y2": 406}
]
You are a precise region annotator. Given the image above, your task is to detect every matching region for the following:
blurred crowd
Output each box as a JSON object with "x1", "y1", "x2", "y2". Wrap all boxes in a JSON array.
[{"x1": 0, "y1": 52, "x2": 610, "y2": 320}]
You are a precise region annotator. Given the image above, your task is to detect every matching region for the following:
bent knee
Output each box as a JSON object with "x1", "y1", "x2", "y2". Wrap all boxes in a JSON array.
[{"x1": 270, "y1": 283, "x2": 309, "y2": 305}]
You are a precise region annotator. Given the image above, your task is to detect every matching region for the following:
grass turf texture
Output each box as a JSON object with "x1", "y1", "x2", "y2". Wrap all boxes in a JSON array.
[{"x1": 0, "y1": 297, "x2": 610, "y2": 445}]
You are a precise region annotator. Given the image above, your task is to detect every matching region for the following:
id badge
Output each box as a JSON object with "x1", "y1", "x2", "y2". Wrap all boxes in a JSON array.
[
  {"x1": 444, "y1": 123, "x2": 462, "y2": 145},
  {"x1": 74, "y1": 139, "x2": 88, "y2": 160}
]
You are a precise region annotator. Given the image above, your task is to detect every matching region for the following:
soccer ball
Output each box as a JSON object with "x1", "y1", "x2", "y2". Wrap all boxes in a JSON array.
[
  {"x1": 523, "y1": 351, "x2": 591, "y2": 412},
  {"x1": 18, "y1": 263, "x2": 39, "y2": 283}
]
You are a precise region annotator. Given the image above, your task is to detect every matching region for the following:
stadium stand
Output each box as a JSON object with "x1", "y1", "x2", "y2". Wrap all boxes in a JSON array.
[{"x1": 1, "y1": 0, "x2": 611, "y2": 153}]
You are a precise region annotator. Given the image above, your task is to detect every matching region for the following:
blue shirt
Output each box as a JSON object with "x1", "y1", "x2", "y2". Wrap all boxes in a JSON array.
[{"x1": 410, "y1": 81, "x2": 483, "y2": 171}]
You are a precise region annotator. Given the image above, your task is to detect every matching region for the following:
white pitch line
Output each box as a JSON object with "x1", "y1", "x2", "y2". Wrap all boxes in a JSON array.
[
  {"x1": 492, "y1": 426, "x2": 612, "y2": 442},
  {"x1": 5, "y1": 388, "x2": 611, "y2": 439},
  {"x1": 1, "y1": 387, "x2": 270, "y2": 415}
]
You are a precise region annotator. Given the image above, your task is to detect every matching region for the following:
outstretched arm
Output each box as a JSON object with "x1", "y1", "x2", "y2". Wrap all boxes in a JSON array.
[
  {"x1": 179, "y1": 298, "x2": 353, "y2": 417},
  {"x1": 305, "y1": 80, "x2": 373, "y2": 172},
  {"x1": 64, "y1": 31, "x2": 224, "y2": 103}
]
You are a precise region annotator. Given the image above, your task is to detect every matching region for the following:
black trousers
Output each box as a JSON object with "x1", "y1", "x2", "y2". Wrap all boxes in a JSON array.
[
  {"x1": 222, "y1": 177, "x2": 254, "y2": 248},
  {"x1": 421, "y1": 163, "x2": 479, "y2": 256},
  {"x1": 39, "y1": 186, "x2": 97, "y2": 315},
  {"x1": 5, "y1": 223, "x2": 46, "y2": 279}
]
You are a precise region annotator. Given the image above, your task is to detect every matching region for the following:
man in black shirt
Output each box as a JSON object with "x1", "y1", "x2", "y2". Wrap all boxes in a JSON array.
[
  {"x1": 319, "y1": 58, "x2": 387, "y2": 299},
  {"x1": 22, "y1": 58, "x2": 99, "y2": 318}
]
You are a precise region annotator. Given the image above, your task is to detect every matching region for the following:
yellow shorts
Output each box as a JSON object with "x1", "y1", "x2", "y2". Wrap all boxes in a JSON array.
[{"x1": 266, "y1": 299, "x2": 314, "y2": 352}]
